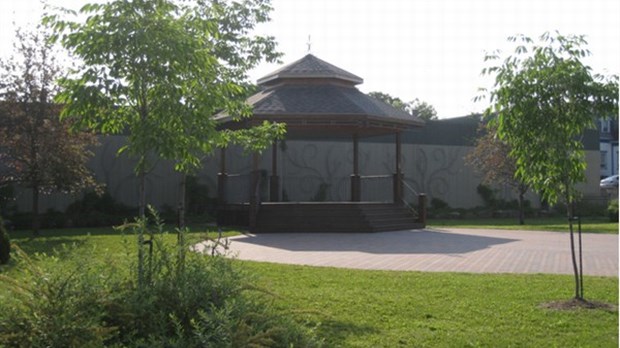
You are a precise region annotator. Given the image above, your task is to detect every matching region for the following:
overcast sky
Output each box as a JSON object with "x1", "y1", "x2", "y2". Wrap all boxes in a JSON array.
[{"x1": 2, "y1": 0, "x2": 619, "y2": 118}]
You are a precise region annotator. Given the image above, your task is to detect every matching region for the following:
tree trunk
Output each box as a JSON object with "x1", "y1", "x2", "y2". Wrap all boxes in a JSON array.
[
  {"x1": 566, "y1": 197, "x2": 582, "y2": 300},
  {"x1": 32, "y1": 184, "x2": 40, "y2": 236},
  {"x1": 138, "y1": 167, "x2": 146, "y2": 218},
  {"x1": 178, "y1": 173, "x2": 186, "y2": 229},
  {"x1": 518, "y1": 190, "x2": 525, "y2": 225}
]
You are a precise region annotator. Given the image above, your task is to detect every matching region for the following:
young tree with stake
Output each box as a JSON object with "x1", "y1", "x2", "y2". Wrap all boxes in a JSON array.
[
  {"x1": 478, "y1": 32, "x2": 618, "y2": 300},
  {"x1": 44, "y1": 0, "x2": 285, "y2": 223}
]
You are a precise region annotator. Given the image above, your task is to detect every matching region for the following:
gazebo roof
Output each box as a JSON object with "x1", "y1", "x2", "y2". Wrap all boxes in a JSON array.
[
  {"x1": 217, "y1": 54, "x2": 424, "y2": 133},
  {"x1": 257, "y1": 54, "x2": 364, "y2": 86}
]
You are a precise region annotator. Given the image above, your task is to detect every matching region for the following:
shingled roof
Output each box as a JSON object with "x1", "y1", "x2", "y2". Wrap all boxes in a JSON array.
[
  {"x1": 218, "y1": 54, "x2": 424, "y2": 133},
  {"x1": 257, "y1": 54, "x2": 363, "y2": 86}
]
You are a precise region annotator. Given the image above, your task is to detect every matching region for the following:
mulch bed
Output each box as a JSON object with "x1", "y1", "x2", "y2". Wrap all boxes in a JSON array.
[{"x1": 541, "y1": 298, "x2": 617, "y2": 312}]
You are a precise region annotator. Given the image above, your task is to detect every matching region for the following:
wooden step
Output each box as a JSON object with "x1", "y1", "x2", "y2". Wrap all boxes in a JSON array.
[{"x1": 251, "y1": 202, "x2": 423, "y2": 233}]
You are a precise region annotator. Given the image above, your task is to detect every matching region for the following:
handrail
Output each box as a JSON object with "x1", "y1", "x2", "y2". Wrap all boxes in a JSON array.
[
  {"x1": 226, "y1": 173, "x2": 248, "y2": 178},
  {"x1": 359, "y1": 174, "x2": 392, "y2": 179},
  {"x1": 402, "y1": 180, "x2": 419, "y2": 197},
  {"x1": 401, "y1": 180, "x2": 419, "y2": 217}
]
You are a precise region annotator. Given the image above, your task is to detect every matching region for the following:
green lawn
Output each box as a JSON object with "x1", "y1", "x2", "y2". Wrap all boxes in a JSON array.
[
  {"x1": 244, "y1": 262, "x2": 618, "y2": 347},
  {"x1": 1, "y1": 225, "x2": 618, "y2": 347},
  {"x1": 429, "y1": 217, "x2": 618, "y2": 234}
]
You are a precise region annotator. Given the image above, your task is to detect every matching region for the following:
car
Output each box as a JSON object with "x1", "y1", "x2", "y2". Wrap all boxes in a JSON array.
[{"x1": 600, "y1": 175, "x2": 619, "y2": 189}]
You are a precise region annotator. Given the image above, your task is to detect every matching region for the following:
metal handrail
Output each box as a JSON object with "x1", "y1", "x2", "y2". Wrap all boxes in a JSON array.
[
  {"x1": 401, "y1": 180, "x2": 419, "y2": 217},
  {"x1": 226, "y1": 173, "x2": 247, "y2": 178},
  {"x1": 359, "y1": 174, "x2": 392, "y2": 179},
  {"x1": 402, "y1": 180, "x2": 419, "y2": 197}
]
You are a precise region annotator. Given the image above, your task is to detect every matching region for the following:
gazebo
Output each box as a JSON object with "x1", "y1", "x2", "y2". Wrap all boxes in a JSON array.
[{"x1": 215, "y1": 54, "x2": 427, "y2": 232}]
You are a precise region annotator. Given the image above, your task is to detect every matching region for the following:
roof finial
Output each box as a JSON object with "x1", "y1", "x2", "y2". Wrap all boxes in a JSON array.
[{"x1": 306, "y1": 35, "x2": 312, "y2": 53}]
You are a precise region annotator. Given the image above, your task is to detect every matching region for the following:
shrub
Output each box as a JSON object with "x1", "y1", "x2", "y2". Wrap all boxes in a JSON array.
[
  {"x1": 42, "y1": 208, "x2": 67, "y2": 228},
  {"x1": 0, "y1": 245, "x2": 117, "y2": 346},
  {"x1": 430, "y1": 197, "x2": 450, "y2": 210},
  {"x1": 0, "y1": 216, "x2": 10, "y2": 264},
  {"x1": 65, "y1": 190, "x2": 136, "y2": 227},
  {"x1": 0, "y1": 209, "x2": 321, "y2": 347},
  {"x1": 476, "y1": 184, "x2": 498, "y2": 208},
  {"x1": 0, "y1": 185, "x2": 16, "y2": 217},
  {"x1": 608, "y1": 199, "x2": 618, "y2": 222}
]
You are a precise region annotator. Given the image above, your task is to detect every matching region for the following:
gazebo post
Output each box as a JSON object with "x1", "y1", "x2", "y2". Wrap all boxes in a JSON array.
[
  {"x1": 393, "y1": 132, "x2": 403, "y2": 204},
  {"x1": 217, "y1": 148, "x2": 227, "y2": 205},
  {"x1": 350, "y1": 132, "x2": 361, "y2": 201},
  {"x1": 270, "y1": 140, "x2": 279, "y2": 202},
  {"x1": 249, "y1": 152, "x2": 260, "y2": 232}
]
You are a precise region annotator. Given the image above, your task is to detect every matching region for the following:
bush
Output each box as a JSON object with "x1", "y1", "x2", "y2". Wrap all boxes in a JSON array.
[
  {"x1": 430, "y1": 197, "x2": 450, "y2": 210},
  {"x1": 0, "y1": 185, "x2": 16, "y2": 217},
  {"x1": 186, "y1": 175, "x2": 216, "y2": 217},
  {"x1": 477, "y1": 184, "x2": 498, "y2": 208},
  {"x1": 608, "y1": 199, "x2": 618, "y2": 222},
  {"x1": 0, "y1": 245, "x2": 116, "y2": 346},
  {"x1": 0, "y1": 216, "x2": 10, "y2": 264},
  {"x1": 65, "y1": 190, "x2": 136, "y2": 227},
  {"x1": 42, "y1": 208, "x2": 67, "y2": 228},
  {"x1": 0, "y1": 209, "x2": 321, "y2": 347}
]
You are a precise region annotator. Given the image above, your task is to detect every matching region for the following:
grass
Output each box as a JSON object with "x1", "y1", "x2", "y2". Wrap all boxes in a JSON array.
[
  {"x1": 243, "y1": 261, "x2": 618, "y2": 347},
  {"x1": 429, "y1": 216, "x2": 618, "y2": 234},
  {"x1": 1, "y1": 225, "x2": 240, "y2": 278},
  {"x1": 1, "y1": 224, "x2": 618, "y2": 347}
]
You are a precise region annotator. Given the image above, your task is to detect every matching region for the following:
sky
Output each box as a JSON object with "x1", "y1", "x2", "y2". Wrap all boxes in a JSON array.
[{"x1": 1, "y1": 0, "x2": 619, "y2": 118}]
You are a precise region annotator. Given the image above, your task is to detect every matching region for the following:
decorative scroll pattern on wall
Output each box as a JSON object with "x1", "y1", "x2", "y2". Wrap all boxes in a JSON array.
[{"x1": 16, "y1": 136, "x2": 601, "y2": 212}]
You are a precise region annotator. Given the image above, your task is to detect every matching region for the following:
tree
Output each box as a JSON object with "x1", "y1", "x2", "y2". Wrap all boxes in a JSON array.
[
  {"x1": 0, "y1": 28, "x2": 99, "y2": 235},
  {"x1": 45, "y1": 0, "x2": 285, "y2": 222},
  {"x1": 368, "y1": 91, "x2": 438, "y2": 120},
  {"x1": 410, "y1": 98, "x2": 438, "y2": 121},
  {"x1": 465, "y1": 123, "x2": 529, "y2": 224},
  {"x1": 479, "y1": 32, "x2": 619, "y2": 300}
]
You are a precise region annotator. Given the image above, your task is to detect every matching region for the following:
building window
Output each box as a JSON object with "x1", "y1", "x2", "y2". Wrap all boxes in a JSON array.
[
  {"x1": 601, "y1": 120, "x2": 610, "y2": 133},
  {"x1": 601, "y1": 150, "x2": 608, "y2": 169}
]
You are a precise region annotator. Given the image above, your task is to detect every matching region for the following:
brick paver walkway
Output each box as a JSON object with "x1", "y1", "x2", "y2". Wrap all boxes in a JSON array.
[{"x1": 198, "y1": 228, "x2": 618, "y2": 276}]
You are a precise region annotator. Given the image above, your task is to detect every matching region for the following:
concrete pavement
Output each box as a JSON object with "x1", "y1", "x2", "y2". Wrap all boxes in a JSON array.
[{"x1": 196, "y1": 228, "x2": 618, "y2": 276}]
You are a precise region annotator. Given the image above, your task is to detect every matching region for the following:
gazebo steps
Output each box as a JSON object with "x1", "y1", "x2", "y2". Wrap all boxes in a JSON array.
[{"x1": 254, "y1": 202, "x2": 424, "y2": 233}]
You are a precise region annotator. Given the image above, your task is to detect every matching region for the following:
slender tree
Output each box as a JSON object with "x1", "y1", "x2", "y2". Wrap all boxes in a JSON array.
[
  {"x1": 45, "y1": 0, "x2": 285, "y2": 222},
  {"x1": 479, "y1": 32, "x2": 618, "y2": 300},
  {"x1": 0, "y1": 28, "x2": 99, "y2": 235},
  {"x1": 465, "y1": 123, "x2": 529, "y2": 224}
]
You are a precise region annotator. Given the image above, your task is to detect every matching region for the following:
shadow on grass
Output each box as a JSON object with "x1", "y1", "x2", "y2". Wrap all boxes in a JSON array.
[
  {"x1": 12, "y1": 238, "x2": 88, "y2": 257},
  {"x1": 317, "y1": 319, "x2": 380, "y2": 347},
  {"x1": 8, "y1": 224, "x2": 238, "y2": 239}
]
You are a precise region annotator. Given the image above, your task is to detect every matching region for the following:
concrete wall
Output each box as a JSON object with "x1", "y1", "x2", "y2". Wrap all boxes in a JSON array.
[{"x1": 11, "y1": 121, "x2": 604, "y2": 212}]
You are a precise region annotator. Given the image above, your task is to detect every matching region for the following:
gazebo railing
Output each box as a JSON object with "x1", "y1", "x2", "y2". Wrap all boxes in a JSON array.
[
  {"x1": 223, "y1": 172, "x2": 422, "y2": 207},
  {"x1": 280, "y1": 175, "x2": 350, "y2": 202}
]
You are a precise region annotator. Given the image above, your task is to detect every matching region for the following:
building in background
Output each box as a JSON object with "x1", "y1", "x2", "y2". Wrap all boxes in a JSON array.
[{"x1": 599, "y1": 118, "x2": 618, "y2": 179}]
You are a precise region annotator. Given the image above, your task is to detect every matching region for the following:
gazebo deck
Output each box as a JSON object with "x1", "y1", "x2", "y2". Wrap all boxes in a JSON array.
[{"x1": 217, "y1": 202, "x2": 425, "y2": 233}]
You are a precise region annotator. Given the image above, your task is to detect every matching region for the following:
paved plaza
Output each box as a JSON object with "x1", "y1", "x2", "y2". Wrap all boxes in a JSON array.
[{"x1": 200, "y1": 228, "x2": 619, "y2": 276}]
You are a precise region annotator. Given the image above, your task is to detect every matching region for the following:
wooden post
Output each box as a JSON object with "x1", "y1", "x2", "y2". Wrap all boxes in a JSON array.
[
  {"x1": 217, "y1": 148, "x2": 227, "y2": 205},
  {"x1": 393, "y1": 132, "x2": 403, "y2": 204},
  {"x1": 418, "y1": 193, "x2": 427, "y2": 227},
  {"x1": 270, "y1": 141, "x2": 279, "y2": 202},
  {"x1": 249, "y1": 152, "x2": 260, "y2": 232},
  {"x1": 350, "y1": 133, "x2": 361, "y2": 201}
]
